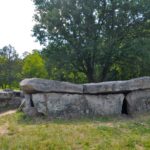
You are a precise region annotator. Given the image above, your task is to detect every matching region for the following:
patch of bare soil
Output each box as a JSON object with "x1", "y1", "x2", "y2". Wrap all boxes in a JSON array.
[
  {"x1": 0, "y1": 123, "x2": 9, "y2": 136},
  {"x1": 0, "y1": 110, "x2": 16, "y2": 117}
]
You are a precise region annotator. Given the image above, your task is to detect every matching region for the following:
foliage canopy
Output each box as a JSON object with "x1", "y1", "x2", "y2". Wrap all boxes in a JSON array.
[
  {"x1": 33, "y1": 0, "x2": 150, "y2": 82},
  {"x1": 22, "y1": 51, "x2": 48, "y2": 78}
]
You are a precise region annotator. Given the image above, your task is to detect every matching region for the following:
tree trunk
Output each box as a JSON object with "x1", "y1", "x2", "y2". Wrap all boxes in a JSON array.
[
  {"x1": 87, "y1": 71, "x2": 94, "y2": 82},
  {"x1": 86, "y1": 63, "x2": 95, "y2": 82}
]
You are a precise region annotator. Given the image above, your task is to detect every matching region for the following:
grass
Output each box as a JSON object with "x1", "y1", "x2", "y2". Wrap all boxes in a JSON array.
[{"x1": 0, "y1": 112, "x2": 150, "y2": 150}]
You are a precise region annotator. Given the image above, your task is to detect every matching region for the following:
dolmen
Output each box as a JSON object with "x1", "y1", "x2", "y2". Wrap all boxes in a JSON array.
[{"x1": 20, "y1": 77, "x2": 150, "y2": 118}]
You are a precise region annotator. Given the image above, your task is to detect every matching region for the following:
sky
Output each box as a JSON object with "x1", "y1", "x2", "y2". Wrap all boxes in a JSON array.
[{"x1": 0, "y1": 0, "x2": 42, "y2": 56}]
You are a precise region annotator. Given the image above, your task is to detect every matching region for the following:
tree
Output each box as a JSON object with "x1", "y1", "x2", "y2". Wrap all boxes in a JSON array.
[
  {"x1": 22, "y1": 50, "x2": 48, "y2": 78},
  {"x1": 0, "y1": 45, "x2": 21, "y2": 88},
  {"x1": 33, "y1": 0, "x2": 150, "y2": 82},
  {"x1": 41, "y1": 44, "x2": 88, "y2": 83},
  {"x1": 0, "y1": 55, "x2": 7, "y2": 88}
]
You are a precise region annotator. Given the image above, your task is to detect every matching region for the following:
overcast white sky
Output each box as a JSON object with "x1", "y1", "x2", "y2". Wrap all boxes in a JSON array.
[{"x1": 0, "y1": 0, "x2": 42, "y2": 56}]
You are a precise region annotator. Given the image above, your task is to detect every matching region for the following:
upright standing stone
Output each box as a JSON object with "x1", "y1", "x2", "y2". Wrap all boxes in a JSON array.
[
  {"x1": 22, "y1": 94, "x2": 38, "y2": 116},
  {"x1": 85, "y1": 94, "x2": 124, "y2": 116},
  {"x1": 126, "y1": 90, "x2": 150, "y2": 114},
  {"x1": 32, "y1": 93, "x2": 87, "y2": 118}
]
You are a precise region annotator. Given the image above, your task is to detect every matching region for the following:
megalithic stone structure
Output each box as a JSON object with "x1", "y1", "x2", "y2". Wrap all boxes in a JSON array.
[{"x1": 20, "y1": 77, "x2": 150, "y2": 118}]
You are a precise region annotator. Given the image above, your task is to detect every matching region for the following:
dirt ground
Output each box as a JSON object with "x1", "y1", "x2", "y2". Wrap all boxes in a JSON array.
[{"x1": 0, "y1": 110, "x2": 16, "y2": 117}]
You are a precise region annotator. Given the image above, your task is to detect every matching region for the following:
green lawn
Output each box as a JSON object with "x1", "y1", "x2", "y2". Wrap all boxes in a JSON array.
[{"x1": 0, "y1": 112, "x2": 150, "y2": 150}]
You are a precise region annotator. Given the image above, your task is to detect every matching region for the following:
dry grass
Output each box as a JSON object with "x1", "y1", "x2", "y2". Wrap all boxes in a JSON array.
[{"x1": 0, "y1": 112, "x2": 150, "y2": 150}]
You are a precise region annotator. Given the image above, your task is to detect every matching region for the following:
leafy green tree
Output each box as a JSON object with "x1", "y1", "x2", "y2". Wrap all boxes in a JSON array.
[
  {"x1": 0, "y1": 45, "x2": 22, "y2": 88},
  {"x1": 0, "y1": 55, "x2": 7, "y2": 88},
  {"x1": 33, "y1": 0, "x2": 150, "y2": 82},
  {"x1": 41, "y1": 44, "x2": 87, "y2": 83},
  {"x1": 22, "y1": 50, "x2": 48, "y2": 78}
]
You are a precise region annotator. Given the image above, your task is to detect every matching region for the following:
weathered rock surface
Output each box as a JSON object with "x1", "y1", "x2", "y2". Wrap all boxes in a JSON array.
[
  {"x1": 22, "y1": 107, "x2": 38, "y2": 117},
  {"x1": 0, "y1": 90, "x2": 22, "y2": 109},
  {"x1": 20, "y1": 78, "x2": 83, "y2": 94},
  {"x1": 126, "y1": 90, "x2": 150, "y2": 114},
  {"x1": 0, "y1": 91, "x2": 13, "y2": 100},
  {"x1": 22, "y1": 94, "x2": 32, "y2": 109},
  {"x1": 30, "y1": 93, "x2": 124, "y2": 117},
  {"x1": 84, "y1": 77, "x2": 150, "y2": 94},
  {"x1": 32, "y1": 93, "x2": 87, "y2": 118},
  {"x1": 21, "y1": 94, "x2": 38, "y2": 116},
  {"x1": 20, "y1": 76, "x2": 150, "y2": 118},
  {"x1": 32, "y1": 94, "x2": 47, "y2": 115},
  {"x1": 85, "y1": 94, "x2": 124, "y2": 116}
]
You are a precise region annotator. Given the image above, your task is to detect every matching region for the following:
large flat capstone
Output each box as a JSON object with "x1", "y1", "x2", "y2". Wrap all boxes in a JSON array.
[
  {"x1": 20, "y1": 78, "x2": 83, "y2": 94},
  {"x1": 83, "y1": 77, "x2": 150, "y2": 94},
  {"x1": 126, "y1": 90, "x2": 150, "y2": 114}
]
